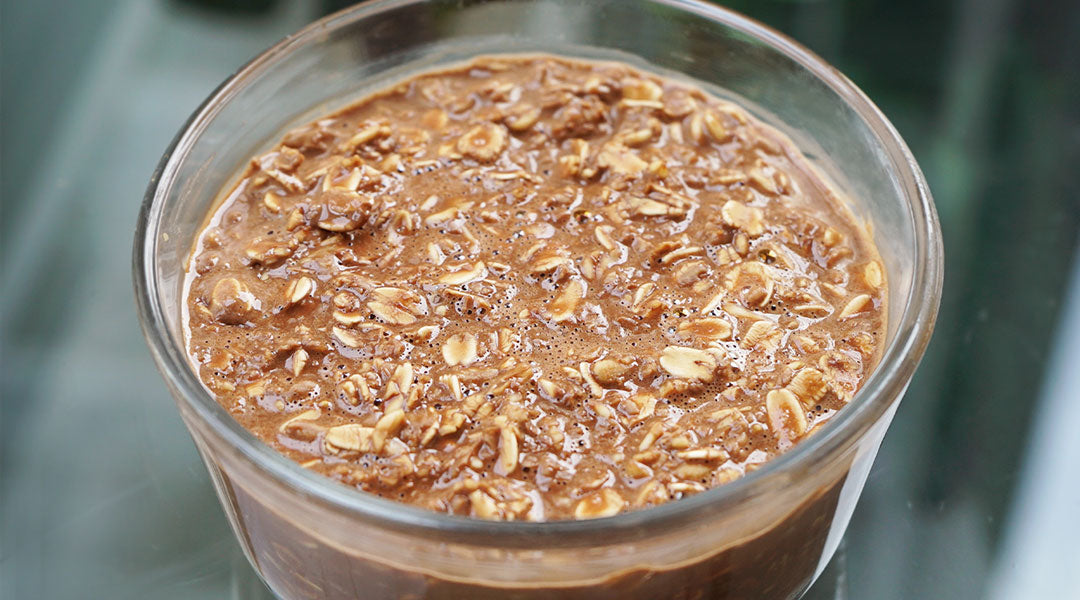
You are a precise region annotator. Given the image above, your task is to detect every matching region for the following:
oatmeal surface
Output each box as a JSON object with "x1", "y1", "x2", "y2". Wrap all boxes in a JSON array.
[{"x1": 185, "y1": 55, "x2": 886, "y2": 521}]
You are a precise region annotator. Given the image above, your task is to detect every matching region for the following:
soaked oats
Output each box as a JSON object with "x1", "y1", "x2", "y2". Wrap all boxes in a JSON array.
[{"x1": 185, "y1": 55, "x2": 885, "y2": 521}]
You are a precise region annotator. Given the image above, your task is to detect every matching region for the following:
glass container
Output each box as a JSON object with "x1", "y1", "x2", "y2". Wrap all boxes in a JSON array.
[{"x1": 134, "y1": 1, "x2": 943, "y2": 598}]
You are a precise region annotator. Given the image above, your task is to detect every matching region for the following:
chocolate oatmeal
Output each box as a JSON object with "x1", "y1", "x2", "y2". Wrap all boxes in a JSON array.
[{"x1": 184, "y1": 55, "x2": 886, "y2": 521}]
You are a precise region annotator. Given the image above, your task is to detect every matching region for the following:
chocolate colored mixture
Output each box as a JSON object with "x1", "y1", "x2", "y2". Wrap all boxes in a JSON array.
[{"x1": 185, "y1": 55, "x2": 885, "y2": 521}]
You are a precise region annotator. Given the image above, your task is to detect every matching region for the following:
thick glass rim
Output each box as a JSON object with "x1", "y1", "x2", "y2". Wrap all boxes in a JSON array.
[{"x1": 133, "y1": 0, "x2": 943, "y2": 546}]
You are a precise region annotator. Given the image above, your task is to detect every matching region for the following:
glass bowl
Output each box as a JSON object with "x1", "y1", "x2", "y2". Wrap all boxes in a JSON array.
[{"x1": 133, "y1": 1, "x2": 943, "y2": 598}]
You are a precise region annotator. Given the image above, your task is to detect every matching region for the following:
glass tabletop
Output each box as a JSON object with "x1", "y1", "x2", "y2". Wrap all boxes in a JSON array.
[{"x1": 2, "y1": 1, "x2": 1078, "y2": 598}]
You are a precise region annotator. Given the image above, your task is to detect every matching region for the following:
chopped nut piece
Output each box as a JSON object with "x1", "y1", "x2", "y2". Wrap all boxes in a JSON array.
[
  {"x1": 592, "y1": 358, "x2": 633, "y2": 387},
  {"x1": 387, "y1": 362, "x2": 414, "y2": 397},
  {"x1": 822, "y1": 227, "x2": 842, "y2": 247},
  {"x1": 372, "y1": 409, "x2": 405, "y2": 452},
  {"x1": 496, "y1": 423, "x2": 519, "y2": 475},
  {"x1": 721, "y1": 200, "x2": 765, "y2": 236},
  {"x1": 340, "y1": 374, "x2": 373, "y2": 405},
  {"x1": 733, "y1": 233, "x2": 750, "y2": 256},
  {"x1": 262, "y1": 192, "x2": 282, "y2": 213},
  {"x1": 316, "y1": 189, "x2": 375, "y2": 232},
  {"x1": 439, "y1": 412, "x2": 466, "y2": 437},
  {"x1": 748, "y1": 167, "x2": 779, "y2": 196},
  {"x1": 672, "y1": 260, "x2": 709, "y2": 286},
  {"x1": 290, "y1": 348, "x2": 309, "y2": 377},
  {"x1": 787, "y1": 368, "x2": 828, "y2": 405},
  {"x1": 724, "y1": 262, "x2": 775, "y2": 308},
  {"x1": 714, "y1": 468, "x2": 742, "y2": 485},
  {"x1": 285, "y1": 207, "x2": 305, "y2": 230},
  {"x1": 625, "y1": 460, "x2": 651, "y2": 478},
  {"x1": 332, "y1": 292, "x2": 366, "y2": 325},
  {"x1": 457, "y1": 123, "x2": 508, "y2": 162},
  {"x1": 210, "y1": 277, "x2": 255, "y2": 325},
  {"x1": 536, "y1": 378, "x2": 560, "y2": 400},
  {"x1": 659, "y1": 346, "x2": 718, "y2": 382},
  {"x1": 470, "y1": 489, "x2": 500, "y2": 519}
]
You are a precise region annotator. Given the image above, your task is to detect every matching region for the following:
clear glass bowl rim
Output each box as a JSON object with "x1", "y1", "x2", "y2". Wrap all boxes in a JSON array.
[{"x1": 133, "y1": 0, "x2": 944, "y2": 544}]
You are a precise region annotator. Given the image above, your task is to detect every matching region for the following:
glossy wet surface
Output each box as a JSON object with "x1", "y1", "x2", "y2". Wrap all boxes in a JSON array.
[{"x1": 2, "y1": 1, "x2": 1077, "y2": 598}]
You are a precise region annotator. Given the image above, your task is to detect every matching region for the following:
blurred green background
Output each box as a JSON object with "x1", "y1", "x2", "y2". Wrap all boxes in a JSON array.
[{"x1": 2, "y1": 0, "x2": 1077, "y2": 598}]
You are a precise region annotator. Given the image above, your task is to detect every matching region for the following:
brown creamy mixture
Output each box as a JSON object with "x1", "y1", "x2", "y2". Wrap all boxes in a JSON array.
[{"x1": 185, "y1": 55, "x2": 885, "y2": 522}]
